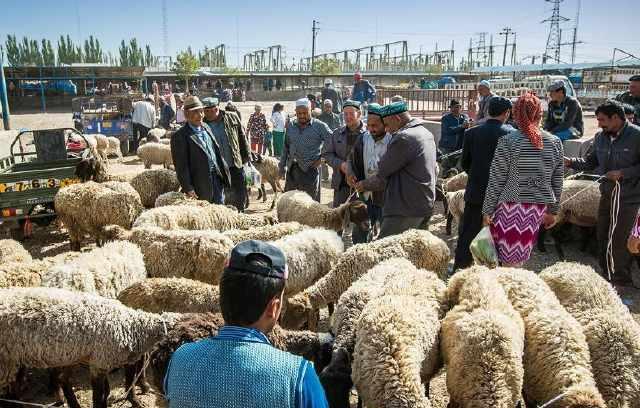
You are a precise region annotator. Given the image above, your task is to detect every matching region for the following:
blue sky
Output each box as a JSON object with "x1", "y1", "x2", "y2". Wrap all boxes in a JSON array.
[{"x1": 1, "y1": 0, "x2": 638, "y2": 67}]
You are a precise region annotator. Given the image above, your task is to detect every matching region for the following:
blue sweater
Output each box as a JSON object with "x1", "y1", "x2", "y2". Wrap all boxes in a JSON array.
[{"x1": 440, "y1": 112, "x2": 469, "y2": 151}]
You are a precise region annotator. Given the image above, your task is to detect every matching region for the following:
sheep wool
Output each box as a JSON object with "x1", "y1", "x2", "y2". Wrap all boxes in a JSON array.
[
  {"x1": 0, "y1": 252, "x2": 81, "y2": 288},
  {"x1": 105, "y1": 136, "x2": 123, "y2": 161},
  {"x1": 118, "y1": 277, "x2": 220, "y2": 314},
  {"x1": 223, "y1": 222, "x2": 306, "y2": 243},
  {"x1": 0, "y1": 239, "x2": 32, "y2": 263},
  {"x1": 444, "y1": 171, "x2": 468, "y2": 192},
  {"x1": 446, "y1": 189, "x2": 465, "y2": 223},
  {"x1": 540, "y1": 262, "x2": 640, "y2": 406},
  {"x1": 283, "y1": 229, "x2": 450, "y2": 329},
  {"x1": 442, "y1": 267, "x2": 525, "y2": 408},
  {"x1": 40, "y1": 241, "x2": 146, "y2": 299},
  {"x1": 494, "y1": 268, "x2": 606, "y2": 408},
  {"x1": 154, "y1": 191, "x2": 190, "y2": 207},
  {"x1": 130, "y1": 168, "x2": 180, "y2": 207},
  {"x1": 54, "y1": 181, "x2": 143, "y2": 250},
  {"x1": 136, "y1": 142, "x2": 173, "y2": 169},
  {"x1": 556, "y1": 179, "x2": 600, "y2": 226},
  {"x1": 252, "y1": 155, "x2": 283, "y2": 209}
]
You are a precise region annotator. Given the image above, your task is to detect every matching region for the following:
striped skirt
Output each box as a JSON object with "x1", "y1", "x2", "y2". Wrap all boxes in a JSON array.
[{"x1": 490, "y1": 202, "x2": 547, "y2": 265}]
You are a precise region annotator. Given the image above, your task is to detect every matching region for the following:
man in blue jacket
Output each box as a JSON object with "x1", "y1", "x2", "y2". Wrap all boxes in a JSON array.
[
  {"x1": 164, "y1": 240, "x2": 329, "y2": 408},
  {"x1": 351, "y1": 72, "x2": 376, "y2": 105},
  {"x1": 440, "y1": 100, "x2": 470, "y2": 154}
]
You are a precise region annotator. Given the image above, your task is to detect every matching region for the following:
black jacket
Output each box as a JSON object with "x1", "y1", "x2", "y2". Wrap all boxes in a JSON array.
[
  {"x1": 461, "y1": 119, "x2": 512, "y2": 205},
  {"x1": 321, "y1": 86, "x2": 343, "y2": 113},
  {"x1": 348, "y1": 136, "x2": 386, "y2": 207},
  {"x1": 568, "y1": 122, "x2": 640, "y2": 203},
  {"x1": 544, "y1": 95, "x2": 584, "y2": 136},
  {"x1": 171, "y1": 122, "x2": 231, "y2": 202}
]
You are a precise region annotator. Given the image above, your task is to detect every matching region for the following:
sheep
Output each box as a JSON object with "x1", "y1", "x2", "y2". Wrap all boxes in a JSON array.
[
  {"x1": 54, "y1": 181, "x2": 143, "y2": 250},
  {"x1": 105, "y1": 136, "x2": 123, "y2": 161},
  {"x1": 118, "y1": 277, "x2": 220, "y2": 314},
  {"x1": 445, "y1": 189, "x2": 466, "y2": 235},
  {"x1": 0, "y1": 252, "x2": 81, "y2": 288},
  {"x1": 223, "y1": 222, "x2": 306, "y2": 243},
  {"x1": 146, "y1": 313, "x2": 334, "y2": 395},
  {"x1": 282, "y1": 229, "x2": 450, "y2": 330},
  {"x1": 136, "y1": 142, "x2": 173, "y2": 169},
  {"x1": 250, "y1": 152, "x2": 283, "y2": 210},
  {"x1": 130, "y1": 168, "x2": 180, "y2": 208},
  {"x1": 0, "y1": 239, "x2": 32, "y2": 263},
  {"x1": 276, "y1": 190, "x2": 369, "y2": 232},
  {"x1": 147, "y1": 127, "x2": 166, "y2": 142},
  {"x1": 0, "y1": 287, "x2": 180, "y2": 408},
  {"x1": 40, "y1": 241, "x2": 146, "y2": 299},
  {"x1": 321, "y1": 258, "x2": 448, "y2": 408},
  {"x1": 352, "y1": 293, "x2": 442, "y2": 408},
  {"x1": 444, "y1": 171, "x2": 468, "y2": 192},
  {"x1": 132, "y1": 200, "x2": 275, "y2": 231},
  {"x1": 154, "y1": 191, "x2": 189, "y2": 207},
  {"x1": 494, "y1": 268, "x2": 606, "y2": 408},
  {"x1": 442, "y1": 267, "x2": 525, "y2": 408},
  {"x1": 540, "y1": 262, "x2": 640, "y2": 406}
]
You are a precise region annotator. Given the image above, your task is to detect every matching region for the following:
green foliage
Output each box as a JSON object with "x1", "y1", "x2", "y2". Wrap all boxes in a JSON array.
[
  {"x1": 172, "y1": 50, "x2": 200, "y2": 89},
  {"x1": 313, "y1": 58, "x2": 340, "y2": 75},
  {"x1": 83, "y1": 35, "x2": 103, "y2": 63}
]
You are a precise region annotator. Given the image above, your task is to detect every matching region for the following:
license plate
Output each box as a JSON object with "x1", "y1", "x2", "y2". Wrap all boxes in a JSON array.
[{"x1": 0, "y1": 177, "x2": 79, "y2": 193}]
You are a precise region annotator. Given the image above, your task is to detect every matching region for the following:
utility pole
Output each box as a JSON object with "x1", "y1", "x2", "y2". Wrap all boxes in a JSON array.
[
  {"x1": 511, "y1": 33, "x2": 517, "y2": 65},
  {"x1": 489, "y1": 35, "x2": 494, "y2": 66},
  {"x1": 499, "y1": 27, "x2": 514, "y2": 66},
  {"x1": 542, "y1": 0, "x2": 569, "y2": 64},
  {"x1": 311, "y1": 20, "x2": 319, "y2": 72}
]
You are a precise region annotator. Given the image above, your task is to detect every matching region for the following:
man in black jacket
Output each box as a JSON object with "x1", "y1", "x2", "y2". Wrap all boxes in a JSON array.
[
  {"x1": 171, "y1": 95, "x2": 231, "y2": 204},
  {"x1": 566, "y1": 100, "x2": 640, "y2": 286},
  {"x1": 544, "y1": 80, "x2": 584, "y2": 141},
  {"x1": 453, "y1": 97, "x2": 513, "y2": 271}
]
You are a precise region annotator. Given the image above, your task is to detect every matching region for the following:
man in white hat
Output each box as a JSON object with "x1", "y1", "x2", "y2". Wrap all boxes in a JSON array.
[
  {"x1": 476, "y1": 80, "x2": 495, "y2": 124},
  {"x1": 171, "y1": 95, "x2": 230, "y2": 204},
  {"x1": 321, "y1": 78, "x2": 342, "y2": 114},
  {"x1": 279, "y1": 98, "x2": 332, "y2": 201}
]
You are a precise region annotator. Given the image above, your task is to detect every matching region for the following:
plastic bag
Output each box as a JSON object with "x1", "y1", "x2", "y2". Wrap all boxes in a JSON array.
[
  {"x1": 470, "y1": 226, "x2": 499, "y2": 268},
  {"x1": 243, "y1": 163, "x2": 261, "y2": 187}
]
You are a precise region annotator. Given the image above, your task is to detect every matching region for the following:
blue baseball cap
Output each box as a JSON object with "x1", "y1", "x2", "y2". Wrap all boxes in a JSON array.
[{"x1": 224, "y1": 240, "x2": 288, "y2": 280}]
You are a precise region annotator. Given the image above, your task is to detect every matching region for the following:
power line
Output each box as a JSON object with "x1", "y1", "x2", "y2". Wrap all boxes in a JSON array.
[
  {"x1": 541, "y1": 0, "x2": 569, "y2": 63},
  {"x1": 499, "y1": 27, "x2": 515, "y2": 66}
]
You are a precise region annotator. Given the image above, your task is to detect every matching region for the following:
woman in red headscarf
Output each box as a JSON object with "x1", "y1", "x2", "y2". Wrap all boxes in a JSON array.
[{"x1": 481, "y1": 91, "x2": 565, "y2": 267}]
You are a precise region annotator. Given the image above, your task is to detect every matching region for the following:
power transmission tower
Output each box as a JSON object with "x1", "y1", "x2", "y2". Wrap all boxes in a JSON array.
[
  {"x1": 499, "y1": 27, "x2": 514, "y2": 66},
  {"x1": 542, "y1": 0, "x2": 569, "y2": 64},
  {"x1": 560, "y1": 0, "x2": 583, "y2": 63},
  {"x1": 311, "y1": 20, "x2": 319, "y2": 72},
  {"x1": 161, "y1": 0, "x2": 169, "y2": 57}
]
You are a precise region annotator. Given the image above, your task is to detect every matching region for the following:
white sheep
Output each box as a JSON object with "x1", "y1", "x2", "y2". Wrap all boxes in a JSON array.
[
  {"x1": 223, "y1": 222, "x2": 306, "y2": 243},
  {"x1": 118, "y1": 277, "x2": 220, "y2": 314},
  {"x1": 0, "y1": 252, "x2": 81, "y2": 288},
  {"x1": 0, "y1": 239, "x2": 32, "y2": 263},
  {"x1": 105, "y1": 136, "x2": 123, "y2": 162},
  {"x1": 137, "y1": 142, "x2": 173, "y2": 169},
  {"x1": 54, "y1": 181, "x2": 143, "y2": 250},
  {"x1": 540, "y1": 262, "x2": 640, "y2": 406},
  {"x1": 130, "y1": 169, "x2": 180, "y2": 208},
  {"x1": 154, "y1": 191, "x2": 188, "y2": 207},
  {"x1": 276, "y1": 190, "x2": 369, "y2": 232},
  {"x1": 251, "y1": 153, "x2": 283, "y2": 210},
  {"x1": 444, "y1": 171, "x2": 468, "y2": 192},
  {"x1": 445, "y1": 189, "x2": 465, "y2": 235},
  {"x1": 282, "y1": 229, "x2": 450, "y2": 329}
]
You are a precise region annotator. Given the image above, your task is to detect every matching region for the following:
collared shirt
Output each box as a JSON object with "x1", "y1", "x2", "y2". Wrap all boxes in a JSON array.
[
  {"x1": 164, "y1": 325, "x2": 328, "y2": 408},
  {"x1": 362, "y1": 132, "x2": 392, "y2": 200},
  {"x1": 280, "y1": 119, "x2": 332, "y2": 173},
  {"x1": 132, "y1": 100, "x2": 156, "y2": 128},
  {"x1": 271, "y1": 111, "x2": 286, "y2": 132},
  {"x1": 205, "y1": 119, "x2": 234, "y2": 168},
  {"x1": 189, "y1": 123, "x2": 218, "y2": 172},
  {"x1": 176, "y1": 108, "x2": 185, "y2": 124}
]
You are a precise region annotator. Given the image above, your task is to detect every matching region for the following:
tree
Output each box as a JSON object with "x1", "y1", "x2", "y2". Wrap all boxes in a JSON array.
[
  {"x1": 314, "y1": 58, "x2": 340, "y2": 75},
  {"x1": 118, "y1": 39, "x2": 129, "y2": 66},
  {"x1": 144, "y1": 45, "x2": 154, "y2": 67},
  {"x1": 42, "y1": 39, "x2": 55, "y2": 65},
  {"x1": 5, "y1": 35, "x2": 19, "y2": 66},
  {"x1": 84, "y1": 35, "x2": 103, "y2": 63},
  {"x1": 172, "y1": 50, "x2": 200, "y2": 90}
]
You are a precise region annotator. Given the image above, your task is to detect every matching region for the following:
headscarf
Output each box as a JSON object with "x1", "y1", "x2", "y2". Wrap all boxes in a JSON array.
[{"x1": 513, "y1": 91, "x2": 543, "y2": 150}]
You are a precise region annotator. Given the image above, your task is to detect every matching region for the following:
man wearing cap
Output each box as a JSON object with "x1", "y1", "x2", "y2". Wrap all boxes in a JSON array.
[
  {"x1": 355, "y1": 101, "x2": 438, "y2": 238},
  {"x1": 164, "y1": 240, "x2": 330, "y2": 408},
  {"x1": 544, "y1": 80, "x2": 584, "y2": 141},
  {"x1": 131, "y1": 96, "x2": 156, "y2": 153},
  {"x1": 280, "y1": 98, "x2": 332, "y2": 201},
  {"x1": 317, "y1": 100, "x2": 342, "y2": 132},
  {"x1": 453, "y1": 96, "x2": 513, "y2": 272},
  {"x1": 202, "y1": 97, "x2": 250, "y2": 211},
  {"x1": 615, "y1": 75, "x2": 640, "y2": 125},
  {"x1": 321, "y1": 79, "x2": 343, "y2": 114},
  {"x1": 323, "y1": 100, "x2": 367, "y2": 207},
  {"x1": 347, "y1": 103, "x2": 391, "y2": 243},
  {"x1": 476, "y1": 80, "x2": 495, "y2": 124},
  {"x1": 351, "y1": 72, "x2": 376, "y2": 105},
  {"x1": 171, "y1": 95, "x2": 231, "y2": 204},
  {"x1": 440, "y1": 100, "x2": 471, "y2": 154}
]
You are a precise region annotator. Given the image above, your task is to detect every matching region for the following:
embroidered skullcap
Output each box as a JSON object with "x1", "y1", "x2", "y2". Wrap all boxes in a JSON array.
[{"x1": 381, "y1": 101, "x2": 408, "y2": 118}]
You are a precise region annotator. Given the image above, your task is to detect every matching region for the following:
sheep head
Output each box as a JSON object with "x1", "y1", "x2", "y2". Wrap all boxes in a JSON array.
[
  {"x1": 75, "y1": 157, "x2": 107, "y2": 182},
  {"x1": 101, "y1": 224, "x2": 132, "y2": 242},
  {"x1": 281, "y1": 293, "x2": 314, "y2": 329},
  {"x1": 548, "y1": 385, "x2": 606, "y2": 408},
  {"x1": 320, "y1": 347, "x2": 353, "y2": 408}
]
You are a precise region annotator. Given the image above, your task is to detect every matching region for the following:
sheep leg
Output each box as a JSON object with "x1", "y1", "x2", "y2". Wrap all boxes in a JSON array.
[
  {"x1": 124, "y1": 363, "x2": 144, "y2": 408},
  {"x1": 90, "y1": 372, "x2": 110, "y2": 408},
  {"x1": 55, "y1": 368, "x2": 81, "y2": 408},
  {"x1": 445, "y1": 213, "x2": 454, "y2": 236},
  {"x1": 536, "y1": 228, "x2": 547, "y2": 253},
  {"x1": 357, "y1": 396, "x2": 363, "y2": 408},
  {"x1": 260, "y1": 184, "x2": 267, "y2": 202},
  {"x1": 327, "y1": 302, "x2": 334, "y2": 316},
  {"x1": 256, "y1": 186, "x2": 263, "y2": 200},
  {"x1": 549, "y1": 228, "x2": 565, "y2": 260},
  {"x1": 269, "y1": 181, "x2": 278, "y2": 210}
]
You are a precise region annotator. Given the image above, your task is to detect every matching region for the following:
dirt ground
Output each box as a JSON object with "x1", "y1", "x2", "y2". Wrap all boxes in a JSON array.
[{"x1": 3, "y1": 108, "x2": 638, "y2": 407}]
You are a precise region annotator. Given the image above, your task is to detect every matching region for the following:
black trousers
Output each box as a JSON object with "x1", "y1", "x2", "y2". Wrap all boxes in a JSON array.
[
  {"x1": 284, "y1": 163, "x2": 321, "y2": 202},
  {"x1": 224, "y1": 166, "x2": 247, "y2": 212},
  {"x1": 596, "y1": 194, "x2": 639, "y2": 283},
  {"x1": 454, "y1": 202, "x2": 484, "y2": 270},
  {"x1": 131, "y1": 123, "x2": 150, "y2": 154}
]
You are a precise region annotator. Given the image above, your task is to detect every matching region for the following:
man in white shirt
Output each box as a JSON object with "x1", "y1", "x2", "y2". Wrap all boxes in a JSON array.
[
  {"x1": 270, "y1": 103, "x2": 287, "y2": 157},
  {"x1": 131, "y1": 96, "x2": 156, "y2": 153}
]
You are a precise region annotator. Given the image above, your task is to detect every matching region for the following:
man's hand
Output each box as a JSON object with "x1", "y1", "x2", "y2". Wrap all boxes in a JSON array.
[
  {"x1": 482, "y1": 215, "x2": 492, "y2": 226},
  {"x1": 339, "y1": 162, "x2": 349, "y2": 174},
  {"x1": 563, "y1": 157, "x2": 571, "y2": 167},
  {"x1": 542, "y1": 213, "x2": 557, "y2": 230},
  {"x1": 354, "y1": 181, "x2": 365, "y2": 193},
  {"x1": 312, "y1": 159, "x2": 322, "y2": 168},
  {"x1": 463, "y1": 121, "x2": 471, "y2": 129},
  {"x1": 186, "y1": 190, "x2": 198, "y2": 199},
  {"x1": 346, "y1": 175, "x2": 358, "y2": 187},
  {"x1": 606, "y1": 170, "x2": 623, "y2": 182},
  {"x1": 628, "y1": 236, "x2": 640, "y2": 254}
]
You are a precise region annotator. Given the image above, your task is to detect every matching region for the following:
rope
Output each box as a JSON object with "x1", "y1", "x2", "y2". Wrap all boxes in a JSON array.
[
  {"x1": 0, "y1": 398, "x2": 60, "y2": 407},
  {"x1": 537, "y1": 391, "x2": 568, "y2": 408},
  {"x1": 557, "y1": 174, "x2": 605, "y2": 207},
  {"x1": 606, "y1": 180, "x2": 621, "y2": 280}
]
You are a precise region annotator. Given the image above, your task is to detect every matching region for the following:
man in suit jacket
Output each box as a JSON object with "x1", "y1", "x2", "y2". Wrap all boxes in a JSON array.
[
  {"x1": 171, "y1": 95, "x2": 231, "y2": 204},
  {"x1": 453, "y1": 97, "x2": 513, "y2": 271}
]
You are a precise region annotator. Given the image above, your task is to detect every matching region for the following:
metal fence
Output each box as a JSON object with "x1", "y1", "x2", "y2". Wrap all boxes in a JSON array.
[{"x1": 376, "y1": 88, "x2": 475, "y2": 117}]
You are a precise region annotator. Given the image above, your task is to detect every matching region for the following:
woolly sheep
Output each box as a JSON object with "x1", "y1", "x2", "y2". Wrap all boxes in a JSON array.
[
  {"x1": 352, "y1": 294, "x2": 442, "y2": 408},
  {"x1": 132, "y1": 200, "x2": 275, "y2": 231},
  {"x1": 494, "y1": 268, "x2": 606, "y2": 408},
  {"x1": 445, "y1": 189, "x2": 465, "y2": 235},
  {"x1": 154, "y1": 191, "x2": 189, "y2": 207},
  {"x1": 282, "y1": 229, "x2": 450, "y2": 329},
  {"x1": 105, "y1": 136, "x2": 123, "y2": 161},
  {"x1": 147, "y1": 128, "x2": 166, "y2": 142},
  {"x1": 55, "y1": 181, "x2": 143, "y2": 250},
  {"x1": 0, "y1": 252, "x2": 81, "y2": 288},
  {"x1": 0, "y1": 287, "x2": 179, "y2": 408},
  {"x1": 0, "y1": 239, "x2": 31, "y2": 263},
  {"x1": 137, "y1": 142, "x2": 173, "y2": 169},
  {"x1": 444, "y1": 171, "x2": 468, "y2": 192},
  {"x1": 443, "y1": 267, "x2": 525, "y2": 407},
  {"x1": 118, "y1": 277, "x2": 220, "y2": 314},
  {"x1": 321, "y1": 258, "x2": 448, "y2": 408},
  {"x1": 276, "y1": 190, "x2": 369, "y2": 232},
  {"x1": 540, "y1": 262, "x2": 640, "y2": 406},
  {"x1": 130, "y1": 169, "x2": 180, "y2": 208},
  {"x1": 41, "y1": 241, "x2": 146, "y2": 299},
  {"x1": 251, "y1": 152, "x2": 283, "y2": 210},
  {"x1": 223, "y1": 222, "x2": 306, "y2": 243}
]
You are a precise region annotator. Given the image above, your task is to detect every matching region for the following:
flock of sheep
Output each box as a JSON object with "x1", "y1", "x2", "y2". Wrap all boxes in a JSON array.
[{"x1": 0, "y1": 139, "x2": 638, "y2": 408}]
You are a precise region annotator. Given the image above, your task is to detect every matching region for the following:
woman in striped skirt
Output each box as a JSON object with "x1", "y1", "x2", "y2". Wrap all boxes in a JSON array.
[{"x1": 482, "y1": 91, "x2": 564, "y2": 267}]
